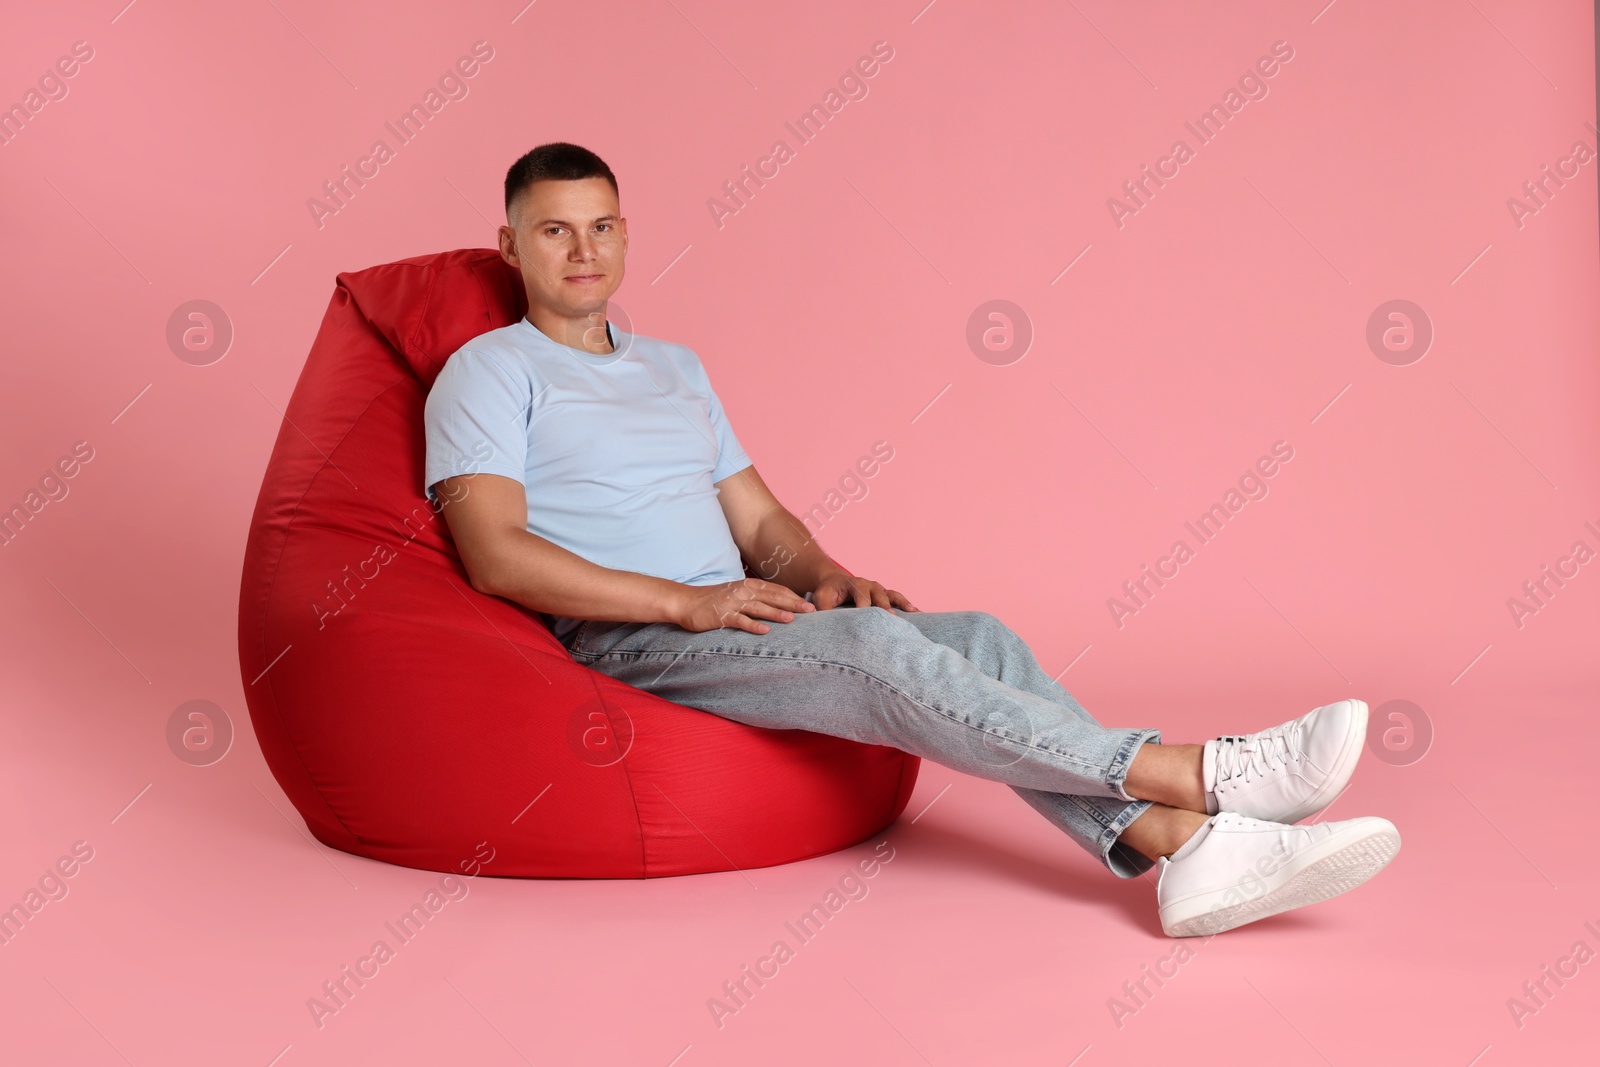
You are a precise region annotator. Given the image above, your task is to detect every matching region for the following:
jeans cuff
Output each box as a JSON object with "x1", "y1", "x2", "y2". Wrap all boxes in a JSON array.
[
  {"x1": 1100, "y1": 798, "x2": 1157, "y2": 879},
  {"x1": 1108, "y1": 727, "x2": 1161, "y2": 803}
]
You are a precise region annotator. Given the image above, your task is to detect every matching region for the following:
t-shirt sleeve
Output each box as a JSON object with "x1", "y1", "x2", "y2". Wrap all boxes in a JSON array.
[
  {"x1": 422, "y1": 348, "x2": 532, "y2": 501},
  {"x1": 687, "y1": 352, "x2": 752, "y2": 483}
]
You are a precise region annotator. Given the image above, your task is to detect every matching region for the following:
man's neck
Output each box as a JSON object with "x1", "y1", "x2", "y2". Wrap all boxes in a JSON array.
[{"x1": 526, "y1": 308, "x2": 614, "y2": 354}]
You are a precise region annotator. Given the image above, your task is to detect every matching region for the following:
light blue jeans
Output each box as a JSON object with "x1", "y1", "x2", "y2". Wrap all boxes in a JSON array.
[{"x1": 564, "y1": 605, "x2": 1161, "y2": 878}]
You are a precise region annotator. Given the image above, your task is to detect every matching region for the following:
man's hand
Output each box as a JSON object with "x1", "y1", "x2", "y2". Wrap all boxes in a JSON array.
[
  {"x1": 673, "y1": 577, "x2": 817, "y2": 634},
  {"x1": 812, "y1": 570, "x2": 919, "y2": 612}
]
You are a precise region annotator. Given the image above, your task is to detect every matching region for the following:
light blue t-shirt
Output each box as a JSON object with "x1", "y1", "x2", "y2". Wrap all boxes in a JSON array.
[{"x1": 423, "y1": 317, "x2": 753, "y2": 640}]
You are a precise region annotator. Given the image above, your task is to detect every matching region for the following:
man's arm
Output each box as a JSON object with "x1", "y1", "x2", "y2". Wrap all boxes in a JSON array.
[
  {"x1": 715, "y1": 465, "x2": 843, "y2": 593},
  {"x1": 715, "y1": 465, "x2": 918, "y2": 612},
  {"x1": 437, "y1": 473, "x2": 682, "y2": 623},
  {"x1": 437, "y1": 472, "x2": 814, "y2": 632}
]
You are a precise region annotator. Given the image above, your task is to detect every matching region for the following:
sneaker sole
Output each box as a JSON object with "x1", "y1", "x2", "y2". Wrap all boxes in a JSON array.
[
  {"x1": 1161, "y1": 822, "x2": 1400, "y2": 938},
  {"x1": 1275, "y1": 698, "x2": 1369, "y2": 825}
]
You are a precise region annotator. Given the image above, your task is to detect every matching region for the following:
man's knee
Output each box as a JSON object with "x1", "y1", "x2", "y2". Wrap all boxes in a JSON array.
[
  {"x1": 810, "y1": 605, "x2": 922, "y2": 658},
  {"x1": 958, "y1": 610, "x2": 1016, "y2": 642},
  {"x1": 831, "y1": 604, "x2": 912, "y2": 636},
  {"x1": 957, "y1": 610, "x2": 1037, "y2": 667}
]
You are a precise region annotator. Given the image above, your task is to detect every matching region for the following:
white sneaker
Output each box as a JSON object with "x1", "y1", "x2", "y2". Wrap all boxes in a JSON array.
[
  {"x1": 1204, "y1": 698, "x2": 1368, "y2": 824},
  {"x1": 1156, "y1": 812, "x2": 1400, "y2": 937}
]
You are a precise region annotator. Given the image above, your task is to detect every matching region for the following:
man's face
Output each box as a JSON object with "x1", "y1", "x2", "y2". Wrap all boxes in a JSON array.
[{"x1": 499, "y1": 177, "x2": 627, "y2": 341}]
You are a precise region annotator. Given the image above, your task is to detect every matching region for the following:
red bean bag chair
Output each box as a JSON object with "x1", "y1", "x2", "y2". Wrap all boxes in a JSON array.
[{"x1": 237, "y1": 248, "x2": 920, "y2": 877}]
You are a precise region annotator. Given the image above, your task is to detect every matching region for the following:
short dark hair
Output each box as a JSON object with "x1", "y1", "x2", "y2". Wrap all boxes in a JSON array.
[{"x1": 504, "y1": 142, "x2": 618, "y2": 223}]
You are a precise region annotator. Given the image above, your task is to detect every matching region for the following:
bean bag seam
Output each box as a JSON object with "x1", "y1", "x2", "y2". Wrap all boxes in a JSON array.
[
  {"x1": 580, "y1": 671, "x2": 649, "y2": 876},
  {"x1": 401, "y1": 258, "x2": 444, "y2": 373},
  {"x1": 890, "y1": 750, "x2": 920, "y2": 821}
]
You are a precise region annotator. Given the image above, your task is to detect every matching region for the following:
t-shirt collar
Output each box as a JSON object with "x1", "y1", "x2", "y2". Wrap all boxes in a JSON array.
[{"x1": 519, "y1": 315, "x2": 621, "y2": 364}]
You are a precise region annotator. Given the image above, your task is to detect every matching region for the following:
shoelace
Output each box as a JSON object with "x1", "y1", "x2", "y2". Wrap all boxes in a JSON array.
[{"x1": 1214, "y1": 720, "x2": 1305, "y2": 787}]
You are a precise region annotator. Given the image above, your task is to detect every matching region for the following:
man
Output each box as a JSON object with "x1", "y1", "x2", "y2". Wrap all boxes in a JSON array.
[{"x1": 423, "y1": 142, "x2": 1400, "y2": 937}]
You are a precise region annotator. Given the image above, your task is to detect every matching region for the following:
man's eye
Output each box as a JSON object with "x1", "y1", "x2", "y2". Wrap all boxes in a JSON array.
[{"x1": 595, "y1": 223, "x2": 610, "y2": 232}]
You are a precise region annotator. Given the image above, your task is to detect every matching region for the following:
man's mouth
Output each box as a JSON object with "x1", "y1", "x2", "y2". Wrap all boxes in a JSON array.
[{"x1": 566, "y1": 273, "x2": 604, "y2": 284}]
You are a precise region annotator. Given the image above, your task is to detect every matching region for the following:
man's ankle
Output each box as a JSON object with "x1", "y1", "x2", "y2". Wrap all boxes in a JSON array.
[
  {"x1": 1161, "y1": 809, "x2": 1211, "y2": 858},
  {"x1": 1122, "y1": 805, "x2": 1211, "y2": 862},
  {"x1": 1125, "y1": 742, "x2": 1207, "y2": 812}
]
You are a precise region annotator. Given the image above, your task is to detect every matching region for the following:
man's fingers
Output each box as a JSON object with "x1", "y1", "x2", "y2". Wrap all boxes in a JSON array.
[
  {"x1": 751, "y1": 588, "x2": 809, "y2": 614},
  {"x1": 727, "y1": 611, "x2": 771, "y2": 634},
  {"x1": 777, "y1": 589, "x2": 814, "y2": 612},
  {"x1": 724, "y1": 581, "x2": 806, "y2": 615},
  {"x1": 740, "y1": 599, "x2": 799, "y2": 623},
  {"x1": 750, "y1": 579, "x2": 811, "y2": 612},
  {"x1": 736, "y1": 574, "x2": 912, "y2": 616},
  {"x1": 717, "y1": 585, "x2": 805, "y2": 630}
]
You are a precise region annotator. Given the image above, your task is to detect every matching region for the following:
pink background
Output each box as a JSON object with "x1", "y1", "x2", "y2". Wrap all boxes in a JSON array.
[{"x1": 3, "y1": 0, "x2": 1598, "y2": 1063}]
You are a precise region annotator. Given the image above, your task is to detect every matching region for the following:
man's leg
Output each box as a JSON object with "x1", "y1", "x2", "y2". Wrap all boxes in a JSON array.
[
  {"x1": 887, "y1": 608, "x2": 1204, "y2": 877},
  {"x1": 565, "y1": 606, "x2": 1165, "y2": 879}
]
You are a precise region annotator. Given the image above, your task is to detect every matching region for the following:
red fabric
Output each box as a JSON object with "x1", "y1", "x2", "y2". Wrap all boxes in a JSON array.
[{"x1": 236, "y1": 248, "x2": 919, "y2": 877}]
